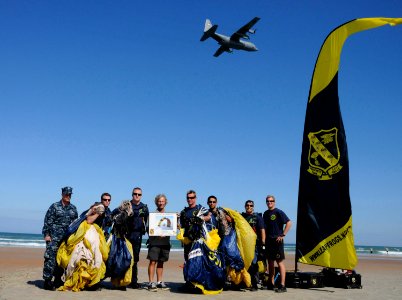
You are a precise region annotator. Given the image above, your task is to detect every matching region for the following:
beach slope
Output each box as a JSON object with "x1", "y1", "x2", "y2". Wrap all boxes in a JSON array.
[{"x1": 1, "y1": 247, "x2": 402, "y2": 300}]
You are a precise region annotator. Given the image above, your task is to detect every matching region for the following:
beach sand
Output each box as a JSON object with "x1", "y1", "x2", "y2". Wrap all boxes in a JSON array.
[{"x1": 1, "y1": 247, "x2": 402, "y2": 300}]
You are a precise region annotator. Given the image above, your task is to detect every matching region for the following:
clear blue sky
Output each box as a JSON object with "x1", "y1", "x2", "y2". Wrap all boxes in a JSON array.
[{"x1": 1, "y1": 1, "x2": 401, "y2": 247}]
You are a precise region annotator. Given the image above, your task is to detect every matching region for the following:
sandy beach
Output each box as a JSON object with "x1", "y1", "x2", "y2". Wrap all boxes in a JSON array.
[{"x1": 1, "y1": 247, "x2": 402, "y2": 300}]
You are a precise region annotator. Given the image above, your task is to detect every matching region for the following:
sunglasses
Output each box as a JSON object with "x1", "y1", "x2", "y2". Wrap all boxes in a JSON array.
[
  {"x1": 102, "y1": 198, "x2": 111, "y2": 202},
  {"x1": 187, "y1": 196, "x2": 196, "y2": 200},
  {"x1": 266, "y1": 200, "x2": 275, "y2": 203},
  {"x1": 246, "y1": 204, "x2": 254, "y2": 207},
  {"x1": 133, "y1": 193, "x2": 142, "y2": 196},
  {"x1": 208, "y1": 201, "x2": 217, "y2": 204}
]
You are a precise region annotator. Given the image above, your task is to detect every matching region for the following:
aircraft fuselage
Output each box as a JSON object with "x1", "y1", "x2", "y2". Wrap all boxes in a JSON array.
[{"x1": 213, "y1": 33, "x2": 258, "y2": 52}]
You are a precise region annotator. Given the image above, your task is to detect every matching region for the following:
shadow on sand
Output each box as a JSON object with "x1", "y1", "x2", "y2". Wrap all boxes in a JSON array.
[{"x1": 27, "y1": 279, "x2": 44, "y2": 289}]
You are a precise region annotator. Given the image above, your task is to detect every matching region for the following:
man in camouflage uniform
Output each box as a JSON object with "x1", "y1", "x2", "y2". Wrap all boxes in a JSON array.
[{"x1": 42, "y1": 186, "x2": 78, "y2": 290}]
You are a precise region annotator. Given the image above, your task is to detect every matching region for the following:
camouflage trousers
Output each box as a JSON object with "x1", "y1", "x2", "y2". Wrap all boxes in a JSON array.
[{"x1": 43, "y1": 240, "x2": 63, "y2": 280}]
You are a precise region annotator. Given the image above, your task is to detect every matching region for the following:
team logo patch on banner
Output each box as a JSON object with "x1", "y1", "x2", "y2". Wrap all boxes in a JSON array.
[{"x1": 307, "y1": 127, "x2": 342, "y2": 180}]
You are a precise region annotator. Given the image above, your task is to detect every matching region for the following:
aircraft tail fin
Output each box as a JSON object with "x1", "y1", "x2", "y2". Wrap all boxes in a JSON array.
[
  {"x1": 200, "y1": 19, "x2": 217, "y2": 41},
  {"x1": 204, "y1": 19, "x2": 213, "y2": 31}
]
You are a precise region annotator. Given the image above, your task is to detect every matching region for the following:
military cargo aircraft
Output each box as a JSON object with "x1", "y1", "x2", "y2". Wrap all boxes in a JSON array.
[{"x1": 200, "y1": 17, "x2": 260, "y2": 57}]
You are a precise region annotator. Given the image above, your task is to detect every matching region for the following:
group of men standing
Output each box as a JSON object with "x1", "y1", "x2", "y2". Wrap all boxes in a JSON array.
[
  {"x1": 42, "y1": 186, "x2": 291, "y2": 293},
  {"x1": 42, "y1": 186, "x2": 149, "y2": 291},
  {"x1": 180, "y1": 190, "x2": 292, "y2": 293},
  {"x1": 240, "y1": 196, "x2": 292, "y2": 292}
]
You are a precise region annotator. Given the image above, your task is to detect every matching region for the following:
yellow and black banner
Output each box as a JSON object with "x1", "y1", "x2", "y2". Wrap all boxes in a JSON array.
[{"x1": 297, "y1": 18, "x2": 402, "y2": 270}]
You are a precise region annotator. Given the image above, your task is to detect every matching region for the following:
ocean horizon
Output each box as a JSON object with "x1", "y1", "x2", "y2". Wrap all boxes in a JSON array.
[{"x1": 1, "y1": 231, "x2": 401, "y2": 257}]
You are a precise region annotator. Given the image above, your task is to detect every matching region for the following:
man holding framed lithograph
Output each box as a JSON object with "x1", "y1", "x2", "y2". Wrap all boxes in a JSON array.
[{"x1": 146, "y1": 194, "x2": 177, "y2": 291}]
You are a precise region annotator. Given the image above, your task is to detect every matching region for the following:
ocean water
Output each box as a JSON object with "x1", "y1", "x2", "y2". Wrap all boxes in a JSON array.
[
  {"x1": 0, "y1": 231, "x2": 183, "y2": 252},
  {"x1": 1, "y1": 232, "x2": 401, "y2": 257}
]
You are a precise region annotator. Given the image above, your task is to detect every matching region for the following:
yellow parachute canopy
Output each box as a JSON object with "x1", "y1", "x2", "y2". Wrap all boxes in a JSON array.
[
  {"x1": 224, "y1": 208, "x2": 257, "y2": 287},
  {"x1": 176, "y1": 228, "x2": 192, "y2": 245},
  {"x1": 57, "y1": 221, "x2": 109, "y2": 291},
  {"x1": 193, "y1": 282, "x2": 223, "y2": 295},
  {"x1": 203, "y1": 228, "x2": 220, "y2": 251}
]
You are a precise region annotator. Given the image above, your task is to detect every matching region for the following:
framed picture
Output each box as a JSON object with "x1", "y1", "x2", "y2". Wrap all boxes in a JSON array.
[{"x1": 148, "y1": 212, "x2": 178, "y2": 236}]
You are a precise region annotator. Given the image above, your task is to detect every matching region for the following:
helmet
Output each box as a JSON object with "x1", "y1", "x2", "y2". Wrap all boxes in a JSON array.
[{"x1": 61, "y1": 186, "x2": 73, "y2": 195}]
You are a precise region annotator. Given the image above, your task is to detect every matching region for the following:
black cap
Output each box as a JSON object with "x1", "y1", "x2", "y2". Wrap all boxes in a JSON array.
[{"x1": 61, "y1": 186, "x2": 73, "y2": 195}]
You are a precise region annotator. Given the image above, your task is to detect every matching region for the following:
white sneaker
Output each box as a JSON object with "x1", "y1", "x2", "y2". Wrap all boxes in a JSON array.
[
  {"x1": 148, "y1": 282, "x2": 157, "y2": 292},
  {"x1": 157, "y1": 281, "x2": 169, "y2": 290}
]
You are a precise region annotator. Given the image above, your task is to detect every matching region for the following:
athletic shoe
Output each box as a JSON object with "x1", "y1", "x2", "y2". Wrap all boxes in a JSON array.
[
  {"x1": 157, "y1": 281, "x2": 169, "y2": 290},
  {"x1": 148, "y1": 282, "x2": 157, "y2": 292},
  {"x1": 275, "y1": 285, "x2": 287, "y2": 293}
]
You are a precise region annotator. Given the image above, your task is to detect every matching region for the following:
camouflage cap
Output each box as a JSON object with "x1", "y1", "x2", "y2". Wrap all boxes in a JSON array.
[{"x1": 61, "y1": 186, "x2": 73, "y2": 195}]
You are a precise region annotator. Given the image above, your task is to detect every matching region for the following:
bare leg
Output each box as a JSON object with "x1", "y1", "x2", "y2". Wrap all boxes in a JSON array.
[
  {"x1": 148, "y1": 260, "x2": 156, "y2": 283},
  {"x1": 156, "y1": 261, "x2": 164, "y2": 282},
  {"x1": 277, "y1": 259, "x2": 286, "y2": 286}
]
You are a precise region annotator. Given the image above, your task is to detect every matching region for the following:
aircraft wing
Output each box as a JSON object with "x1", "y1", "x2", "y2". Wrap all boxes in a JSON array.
[
  {"x1": 213, "y1": 45, "x2": 231, "y2": 57},
  {"x1": 230, "y1": 17, "x2": 260, "y2": 41}
]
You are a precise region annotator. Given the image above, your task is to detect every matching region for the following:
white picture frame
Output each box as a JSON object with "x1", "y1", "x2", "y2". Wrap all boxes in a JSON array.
[{"x1": 148, "y1": 212, "x2": 177, "y2": 236}]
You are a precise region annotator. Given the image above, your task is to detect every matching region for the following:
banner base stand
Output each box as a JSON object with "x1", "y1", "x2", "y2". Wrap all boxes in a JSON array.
[
  {"x1": 285, "y1": 271, "x2": 325, "y2": 289},
  {"x1": 321, "y1": 268, "x2": 363, "y2": 289}
]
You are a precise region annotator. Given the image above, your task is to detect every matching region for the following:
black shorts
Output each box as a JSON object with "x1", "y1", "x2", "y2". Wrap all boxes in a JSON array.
[
  {"x1": 147, "y1": 245, "x2": 170, "y2": 262},
  {"x1": 266, "y1": 237, "x2": 285, "y2": 261}
]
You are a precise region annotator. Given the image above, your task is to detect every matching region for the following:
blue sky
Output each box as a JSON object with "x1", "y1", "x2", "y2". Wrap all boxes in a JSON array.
[{"x1": 0, "y1": 1, "x2": 401, "y2": 247}]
